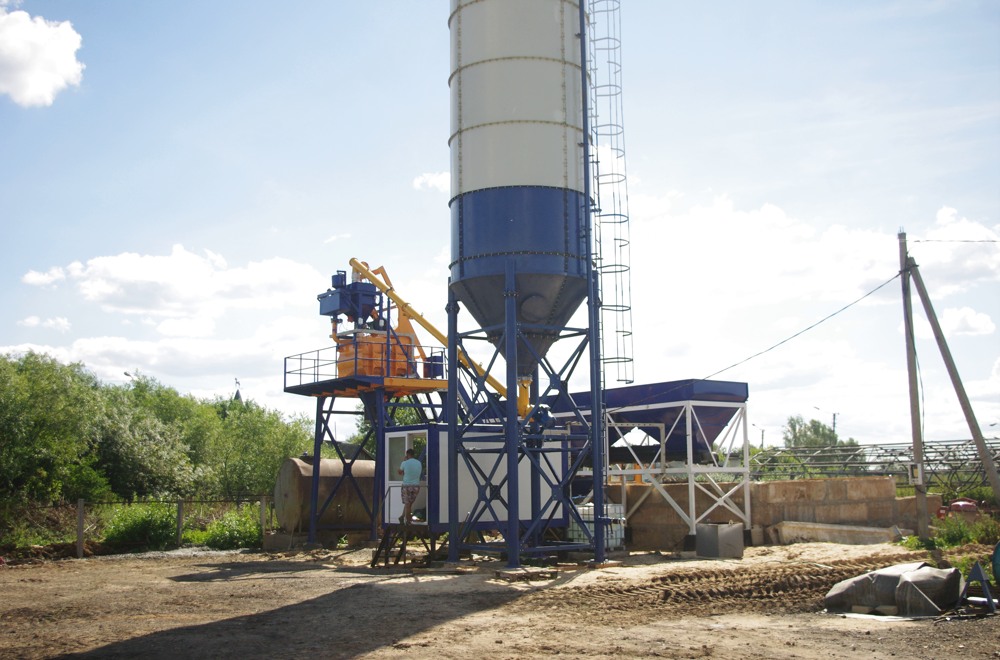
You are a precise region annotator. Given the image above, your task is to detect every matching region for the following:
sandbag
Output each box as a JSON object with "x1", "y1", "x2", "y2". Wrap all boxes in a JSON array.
[
  {"x1": 824, "y1": 562, "x2": 928, "y2": 613},
  {"x1": 895, "y1": 566, "x2": 963, "y2": 617}
]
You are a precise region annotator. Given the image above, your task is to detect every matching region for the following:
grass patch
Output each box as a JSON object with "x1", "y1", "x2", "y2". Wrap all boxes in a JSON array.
[
  {"x1": 898, "y1": 534, "x2": 935, "y2": 551},
  {"x1": 103, "y1": 502, "x2": 176, "y2": 552},
  {"x1": 182, "y1": 528, "x2": 211, "y2": 545},
  {"x1": 898, "y1": 514, "x2": 1000, "y2": 551},
  {"x1": 203, "y1": 506, "x2": 262, "y2": 550}
]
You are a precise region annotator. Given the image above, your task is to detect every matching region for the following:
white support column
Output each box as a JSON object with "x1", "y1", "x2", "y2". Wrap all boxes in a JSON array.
[{"x1": 686, "y1": 403, "x2": 696, "y2": 536}]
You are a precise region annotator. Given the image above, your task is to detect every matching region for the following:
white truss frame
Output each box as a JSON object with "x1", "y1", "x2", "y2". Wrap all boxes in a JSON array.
[{"x1": 581, "y1": 400, "x2": 751, "y2": 536}]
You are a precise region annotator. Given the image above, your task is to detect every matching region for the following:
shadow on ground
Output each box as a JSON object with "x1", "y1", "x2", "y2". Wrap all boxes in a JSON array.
[{"x1": 65, "y1": 566, "x2": 524, "y2": 659}]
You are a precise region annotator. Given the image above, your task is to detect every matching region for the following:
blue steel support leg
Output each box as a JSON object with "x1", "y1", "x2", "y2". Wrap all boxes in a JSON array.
[
  {"x1": 447, "y1": 289, "x2": 460, "y2": 563},
  {"x1": 504, "y1": 260, "x2": 521, "y2": 568},
  {"x1": 308, "y1": 396, "x2": 326, "y2": 544},
  {"x1": 589, "y1": 270, "x2": 606, "y2": 563},
  {"x1": 373, "y1": 392, "x2": 386, "y2": 537},
  {"x1": 529, "y1": 366, "x2": 541, "y2": 551},
  {"x1": 579, "y1": 0, "x2": 605, "y2": 564}
]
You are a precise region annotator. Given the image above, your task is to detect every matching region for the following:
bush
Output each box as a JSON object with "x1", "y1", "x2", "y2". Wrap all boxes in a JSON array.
[
  {"x1": 969, "y1": 516, "x2": 1000, "y2": 546},
  {"x1": 203, "y1": 507, "x2": 261, "y2": 550},
  {"x1": 950, "y1": 554, "x2": 996, "y2": 585},
  {"x1": 898, "y1": 534, "x2": 935, "y2": 551},
  {"x1": 182, "y1": 528, "x2": 211, "y2": 546},
  {"x1": 935, "y1": 515, "x2": 972, "y2": 548},
  {"x1": 0, "y1": 503, "x2": 81, "y2": 548},
  {"x1": 898, "y1": 514, "x2": 1000, "y2": 551},
  {"x1": 103, "y1": 503, "x2": 176, "y2": 551}
]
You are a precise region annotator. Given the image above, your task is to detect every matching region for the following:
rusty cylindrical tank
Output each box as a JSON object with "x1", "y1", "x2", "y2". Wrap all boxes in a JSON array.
[{"x1": 273, "y1": 457, "x2": 375, "y2": 532}]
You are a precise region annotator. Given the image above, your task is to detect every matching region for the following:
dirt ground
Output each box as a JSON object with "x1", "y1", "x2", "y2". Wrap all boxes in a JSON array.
[{"x1": 1, "y1": 540, "x2": 998, "y2": 659}]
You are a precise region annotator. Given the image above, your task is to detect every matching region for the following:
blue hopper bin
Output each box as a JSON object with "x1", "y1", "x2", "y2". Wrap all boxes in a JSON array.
[{"x1": 548, "y1": 379, "x2": 749, "y2": 464}]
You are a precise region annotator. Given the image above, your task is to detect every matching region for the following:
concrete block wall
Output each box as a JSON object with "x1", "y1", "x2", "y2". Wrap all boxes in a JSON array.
[
  {"x1": 752, "y1": 476, "x2": 897, "y2": 527},
  {"x1": 611, "y1": 476, "x2": 941, "y2": 550}
]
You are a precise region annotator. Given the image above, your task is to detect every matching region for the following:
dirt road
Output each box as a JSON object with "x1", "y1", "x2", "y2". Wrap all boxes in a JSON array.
[{"x1": 1, "y1": 542, "x2": 997, "y2": 659}]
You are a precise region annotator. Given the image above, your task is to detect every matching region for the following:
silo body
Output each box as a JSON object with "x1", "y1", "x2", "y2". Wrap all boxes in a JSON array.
[{"x1": 449, "y1": 0, "x2": 588, "y2": 377}]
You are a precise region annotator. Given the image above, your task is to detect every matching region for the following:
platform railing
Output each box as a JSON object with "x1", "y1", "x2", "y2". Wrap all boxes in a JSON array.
[{"x1": 284, "y1": 342, "x2": 448, "y2": 389}]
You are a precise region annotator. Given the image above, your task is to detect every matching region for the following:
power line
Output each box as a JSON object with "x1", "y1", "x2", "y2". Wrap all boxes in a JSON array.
[
  {"x1": 603, "y1": 272, "x2": 902, "y2": 416},
  {"x1": 701, "y1": 273, "x2": 902, "y2": 381},
  {"x1": 912, "y1": 239, "x2": 998, "y2": 243}
]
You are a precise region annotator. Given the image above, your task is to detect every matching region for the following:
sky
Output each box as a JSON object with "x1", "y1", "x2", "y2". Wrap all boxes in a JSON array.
[{"x1": 1, "y1": 1, "x2": 998, "y2": 447}]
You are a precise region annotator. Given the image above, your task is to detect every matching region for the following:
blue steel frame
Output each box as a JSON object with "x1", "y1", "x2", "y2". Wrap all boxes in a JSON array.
[
  {"x1": 305, "y1": 394, "x2": 379, "y2": 543},
  {"x1": 299, "y1": 278, "x2": 447, "y2": 545},
  {"x1": 445, "y1": 2, "x2": 605, "y2": 568},
  {"x1": 302, "y1": 375, "x2": 447, "y2": 544},
  {"x1": 445, "y1": 268, "x2": 606, "y2": 565}
]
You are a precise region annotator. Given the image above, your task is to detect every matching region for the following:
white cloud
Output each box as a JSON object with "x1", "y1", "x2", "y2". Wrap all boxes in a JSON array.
[
  {"x1": 940, "y1": 307, "x2": 995, "y2": 337},
  {"x1": 906, "y1": 207, "x2": 1000, "y2": 298},
  {"x1": 0, "y1": 308, "x2": 323, "y2": 418},
  {"x1": 16, "y1": 315, "x2": 70, "y2": 332},
  {"x1": 203, "y1": 249, "x2": 227, "y2": 270},
  {"x1": 7, "y1": 205, "x2": 994, "y2": 442},
  {"x1": 913, "y1": 306, "x2": 996, "y2": 340},
  {"x1": 0, "y1": 7, "x2": 84, "y2": 107},
  {"x1": 412, "y1": 171, "x2": 449, "y2": 194},
  {"x1": 7, "y1": 247, "x2": 326, "y2": 400},
  {"x1": 22, "y1": 266, "x2": 65, "y2": 286},
  {"x1": 43, "y1": 316, "x2": 70, "y2": 332},
  {"x1": 57, "y1": 244, "x2": 322, "y2": 325},
  {"x1": 621, "y1": 194, "x2": 998, "y2": 444},
  {"x1": 631, "y1": 193, "x2": 898, "y2": 311},
  {"x1": 156, "y1": 317, "x2": 215, "y2": 338},
  {"x1": 323, "y1": 233, "x2": 351, "y2": 244}
]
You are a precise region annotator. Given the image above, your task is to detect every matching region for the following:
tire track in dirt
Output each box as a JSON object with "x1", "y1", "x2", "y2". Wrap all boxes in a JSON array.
[{"x1": 522, "y1": 552, "x2": 930, "y2": 619}]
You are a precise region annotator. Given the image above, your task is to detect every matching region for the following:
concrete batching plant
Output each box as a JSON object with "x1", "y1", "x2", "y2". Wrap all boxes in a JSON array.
[{"x1": 281, "y1": 0, "x2": 752, "y2": 568}]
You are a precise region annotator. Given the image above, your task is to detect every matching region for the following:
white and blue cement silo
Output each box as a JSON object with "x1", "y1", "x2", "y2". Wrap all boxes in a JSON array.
[
  {"x1": 448, "y1": 0, "x2": 589, "y2": 376},
  {"x1": 446, "y1": 0, "x2": 606, "y2": 567}
]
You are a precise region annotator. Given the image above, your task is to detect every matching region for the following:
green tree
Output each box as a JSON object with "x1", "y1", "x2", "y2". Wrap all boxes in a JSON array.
[
  {"x1": 94, "y1": 386, "x2": 203, "y2": 500},
  {"x1": 0, "y1": 352, "x2": 109, "y2": 504},
  {"x1": 347, "y1": 399, "x2": 422, "y2": 446},
  {"x1": 776, "y1": 415, "x2": 863, "y2": 478},
  {"x1": 125, "y1": 374, "x2": 222, "y2": 464},
  {"x1": 0, "y1": 352, "x2": 314, "y2": 511},
  {"x1": 206, "y1": 399, "x2": 312, "y2": 497},
  {"x1": 782, "y1": 415, "x2": 858, "y2": 448}
]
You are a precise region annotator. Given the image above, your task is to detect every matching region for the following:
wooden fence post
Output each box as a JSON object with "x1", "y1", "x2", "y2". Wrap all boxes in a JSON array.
[
  {"x1": 259, "y1": 495, "x2": 268, "y2": 535},
  {"x1": 76, "y1": 499, "x2": 85, "y2": 559}
]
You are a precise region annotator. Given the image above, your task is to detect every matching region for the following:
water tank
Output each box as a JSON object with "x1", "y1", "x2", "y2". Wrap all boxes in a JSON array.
[
  {"x1": 448, "y1": 0, "x2": 589, "y2": 377},
  {"x1": 273, "y1": 457, "x2": 375, "y2": 532}
]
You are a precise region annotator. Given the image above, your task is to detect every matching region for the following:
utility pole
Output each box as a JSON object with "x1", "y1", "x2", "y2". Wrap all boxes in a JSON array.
[
  {"x1": 898, "y1": 231, "x2": 930, "y2": 540},
  {"x1": 814, "y1": 406, "x2": 839, "y2": 437},
  {"x1": 906, "y1": 255, "x2": 1000, "y2": 505},
  {"x1": 898, "y1": 231, "x2": 1000, "y2": 525}
]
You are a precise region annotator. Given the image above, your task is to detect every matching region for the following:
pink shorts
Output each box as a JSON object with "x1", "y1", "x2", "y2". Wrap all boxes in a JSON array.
[{"x1": 401, "y1": 485, "x2": 420, "y2": 505}]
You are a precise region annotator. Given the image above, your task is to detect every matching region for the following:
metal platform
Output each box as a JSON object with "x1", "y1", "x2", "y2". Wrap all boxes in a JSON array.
[{"x1": 284, "y1": 345, "x2": 447, "y2": 399}]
